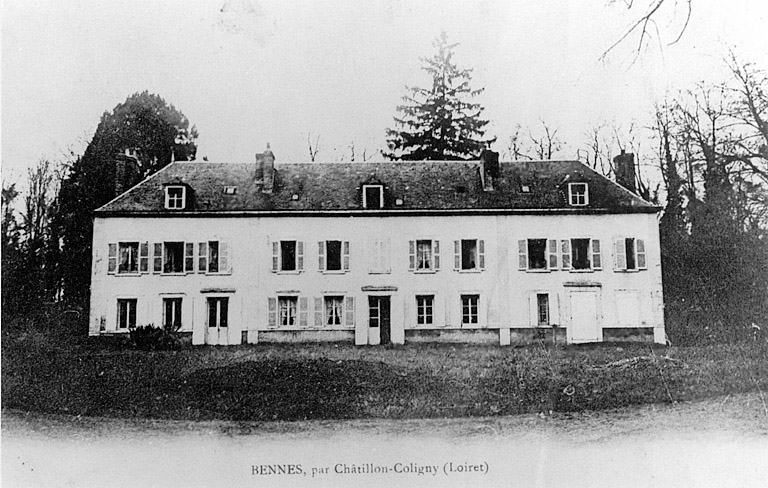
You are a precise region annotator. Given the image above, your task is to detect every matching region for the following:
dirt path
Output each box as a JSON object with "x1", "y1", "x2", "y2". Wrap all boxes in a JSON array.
[{"x1": 3, "y1": 394, "x2": 768, "y2": 488}]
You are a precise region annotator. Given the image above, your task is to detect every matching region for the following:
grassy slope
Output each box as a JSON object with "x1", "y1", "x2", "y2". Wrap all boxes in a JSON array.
[{"x1": 3, "y1": 321, "x2": 767, "y2": 422}]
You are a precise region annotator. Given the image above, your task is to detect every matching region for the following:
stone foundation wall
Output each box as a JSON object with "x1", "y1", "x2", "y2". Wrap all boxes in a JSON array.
[
  {"x1": 404, "y1": 328, "x2": 499, "y2": 344},
  {"x1": 256, "y1": 329, "x2": 355, "y2": 344},
  {"x1": 602, "y1": 327, "x2": 655, "y2": 342}
]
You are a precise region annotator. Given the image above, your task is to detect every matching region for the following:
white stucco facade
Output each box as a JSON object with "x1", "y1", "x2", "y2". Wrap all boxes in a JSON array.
[{"x1": 89, "y1": 211, "x2": 665, "y2": 345}]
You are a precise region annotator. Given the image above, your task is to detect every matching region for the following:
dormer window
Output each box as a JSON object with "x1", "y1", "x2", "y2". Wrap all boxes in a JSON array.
[
  {"x1": 568, "y1": 183, "x2": 588, "y2": 206},
  {"x1": 363, "y1": 185, "x2": 384, "y2": 209},
  {"x1": 165, "y1": 186, "x2": 186, "y2": 210}
]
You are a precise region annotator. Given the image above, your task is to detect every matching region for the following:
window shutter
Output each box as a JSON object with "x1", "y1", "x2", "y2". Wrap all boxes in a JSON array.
[
  {"x1": 271, "y1": 242, "x2": 279, "y2": 272},
  {"x1": 345, "y1": 297, "x2": 355, "y2": 326},
  {"x1": 561, "y1": 240, "x2": 571, "y2": 270},
  {"x1": 408, "y1": 240, "x2": 415, "y2": 271},
  {"x1": 184, "y1": 243, "x2": 195, "y2": 273},
  {"x1": 314, "y1": 298, "x2": 323, "y2": 326},
  {"x1": 108, "y1": 243, "x2": 117, "y2": 274},
  {"x1": 198, "y1": 242, "x2": 208, "y2": 273},
  {"x1": 343, "y1": 241, "x2": 350, "y2": 271},
  {"x1": 299, "y1": 297, "x2": 308, "y2": 327},
  {"x1": 268, "y1": 297, "x2": 277, "y2": 327},
  {"x1": 592, "y1": 239, "x2": 602, "y2": 270},
  {"x1": 518, "y1": 240, "x2": 527, "y2": 270},
  {"x1": 153, "y1": 243, "x2": 163, "y2": 273},
  {"x1": 139, "y1": 242, "x2": 149, "y2": 273},
  {"x1": 614, "y1": 238, "x2": 627, "y2": 271},
  {"x1": 636, "y1": 239, "x2": 647, "y2": 269},
  {"x1": 297, "y1": 241, "x2": 304, "y2": 271},
  {"x1": 220, "y1": 242, "x2": 230, "y2": 273},
  {"x1": 318, "y1": 241, "x2": 325, "y2": 271},
  {"x1": 548, "y1": 239, "x2": 558, "y2": 270},
  {"x1": 433, "y1": 240, "x2": 440, "y2": 270},
  {"x1": 529, "y1": 293, "x2": 539, "y2": 326},
  {"x1": 478, "y1": 240, "x2": 485, "y2": 270},
  {"x1": 454, "y1": 240, "x2": 461, "y2": 270}
]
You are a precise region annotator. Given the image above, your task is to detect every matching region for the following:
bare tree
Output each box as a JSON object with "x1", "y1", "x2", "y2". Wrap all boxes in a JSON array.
[
  {"x1": 23, "y1": 159, "x2": 59, "y2": 245},
  {"x1": 602, "y1": 0, "x2": 693, "y2": 61}
]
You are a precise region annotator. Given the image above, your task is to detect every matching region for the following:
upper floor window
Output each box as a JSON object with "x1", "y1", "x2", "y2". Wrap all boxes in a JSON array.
[
  {"x1": 319, "y1": 240, "x2": 350, "y2": 272},
  {"x1": 118, "y1": 242, "x2": 139, "y2": 274},
  {"x1": 197, "y1": 240, "x2": 229, "y2": 274},
  {"x1": 455, "y1": 239, "x2": 485, "y2": 271},
  {"x1": 561, "y1": 238, "x2": 602, "y2": 271},
  {"x1": 165, "y1": 186, "x2": 186, "y2": 210},
  {"x1": 568, "y1": 183, "x2": 588, "y2": 206},
  {"x1": 613, "y1": 237, "x2": 647, "y2": 271},
  {"x1": 272, "y1": 240, "x2": 304, "y2": 272},
  {"x1": 518, "y1": 239, "x2": 558, "y2": 271},
  {"x1": 409, "y1": 239, "x2": 440, "y2": 272},
  {"x1": 363, "y1": 185, "x2": 383, "y2": 209},
  {"x1": 163, "y1": 242, "x2": 185, "y2": 273}
]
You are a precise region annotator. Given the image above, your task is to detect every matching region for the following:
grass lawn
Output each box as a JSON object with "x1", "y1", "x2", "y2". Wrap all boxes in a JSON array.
[{"x1": 3, "y1": 320, "x2": 767, "y2": 422}]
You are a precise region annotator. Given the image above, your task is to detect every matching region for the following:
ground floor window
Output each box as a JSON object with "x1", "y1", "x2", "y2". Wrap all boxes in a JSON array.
[
  {"x1": 416, "y1": 295, "x2": 434, "y2": 325},
  {"x1": 117, "y1": 298, "x2": 137, "y2": 329},
  {"x1": 207, "y1": 297, "x2": 228, "y2": 328},
  {"x1": 325, "y1": 296, "x2": 343, "y2": 325},
  {"x1": 537, "y1": 293, "x2": 550, "y2": 325},
  {"x1": 461, "y1": 294, "x2": 479, "y2": 325},
  {"x1": 163, "y1": 297, "x2": 182, "y2": 330},
  {"x1": 279, "y1": 296, "x2": 298, "y2": 326}
]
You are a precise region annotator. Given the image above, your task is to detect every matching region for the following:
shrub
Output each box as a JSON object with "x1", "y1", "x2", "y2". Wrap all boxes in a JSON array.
[{"x1": 129, "y1": 324, "x2": 181, "y2": 351}]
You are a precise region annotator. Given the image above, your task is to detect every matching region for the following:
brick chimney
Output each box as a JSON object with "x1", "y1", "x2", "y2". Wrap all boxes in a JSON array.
[
  {"x1": 479, "y1": 149, "x2": 500, "y2": 191},
  {"x1": 115, "y1": 148, "x2": 140, "y2": 196},
  {"x1": 613, "y1": 150, "x2": 637, "y2": 194},
  {"x1": 256, "y1": 143, "x2": 275, "y2": 194}
]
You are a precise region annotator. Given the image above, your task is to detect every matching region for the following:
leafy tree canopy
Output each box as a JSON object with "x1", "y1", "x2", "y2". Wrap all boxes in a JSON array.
[
  {"x1": 56, "y1": 91, "x2": 198, "y2": 305},
  {"x1": 385, "y1": 32, "x2": 495, "y2": 160}
]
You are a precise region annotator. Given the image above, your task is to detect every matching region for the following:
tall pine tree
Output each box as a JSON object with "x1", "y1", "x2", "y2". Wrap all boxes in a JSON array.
[{"x1": 385, "y1": 32, "x2": 494, "y2": 160}]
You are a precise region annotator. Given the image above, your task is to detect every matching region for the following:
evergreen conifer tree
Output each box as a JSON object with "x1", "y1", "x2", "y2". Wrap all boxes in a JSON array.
[{"x1": 385, "y1": 32, "x2": 494, "y2": 160}]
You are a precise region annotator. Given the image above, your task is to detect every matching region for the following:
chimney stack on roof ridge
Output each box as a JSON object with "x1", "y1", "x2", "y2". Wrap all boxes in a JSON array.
[{"x1": 256, "y1": 143, "x2": 275, "y2": 194}]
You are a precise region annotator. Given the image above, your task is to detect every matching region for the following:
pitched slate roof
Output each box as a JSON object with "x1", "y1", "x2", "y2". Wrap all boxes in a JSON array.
[{"x1": 96, "y1": 160, "x2": 658, "y2": 215}]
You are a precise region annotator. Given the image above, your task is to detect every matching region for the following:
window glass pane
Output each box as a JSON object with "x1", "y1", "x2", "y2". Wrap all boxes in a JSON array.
[
  {"x1": 461, "y1": 240, "x2": 477, "y2": 269},
  {"x1": 416, "y1": 240, "x2": 432, "y2": 270},
  {"x1": 527, "y1": 239, "x2": 547, "y2": 269},
  {"x1": 279, "y1": 297, "x2": 297, "y2": 326},
  {"x1": 325, "y1": 296, "x2": 343, "y2": 325},
  {"x1": 326, "y1": 241, "x2": 342, "y2": 270},
  {"x1": 416, "y1": 295, "x2": 433, "y2": 324},
  {"x1": 365, "y1": 186, "x2": 381, "y2": 208},
  {"x1": 208, "y1": 241, "x2": 219, "y2": 272},
  {"x1": 571, "y1": 239, "x2": 591, "y2": 269},
  {"x1": 281, "y1": 241, "x2": 296, "y2": 271},
  {"x1": 461, "y1": 295, "x2": 479, "y2": 324},
  {"x1": 625, "y1": 238, "x2": 636, "y2": 270},
  {"x1": 537, "y1": 294, "x2": 549, "y2": 325},
  {"x1": 164, "y1": 242, "x2": 184, "y2": 273},
  {"x1": 118, "y1": 243, "x2": 139, "y2": 273}
]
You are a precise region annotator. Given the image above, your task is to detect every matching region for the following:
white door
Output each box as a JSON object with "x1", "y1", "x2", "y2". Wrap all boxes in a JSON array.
[
  {"x1": 205, "y1": 297, "x2": 229, "y2": 345},
  {"x1": 569, "y1": 290, "x2": 600, "y2": 343}
]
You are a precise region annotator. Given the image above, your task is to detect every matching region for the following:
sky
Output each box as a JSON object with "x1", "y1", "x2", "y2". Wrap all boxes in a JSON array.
[{"x1": 2, "y1": 0, "x2": 767, "y2": 188}]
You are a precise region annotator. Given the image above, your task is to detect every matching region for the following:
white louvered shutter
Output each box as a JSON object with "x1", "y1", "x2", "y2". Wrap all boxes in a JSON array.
[
  {"x1": 271, "y1": 242, "x2": 279, "y2": 272},
  {"x1": 614, "y1": 238, "x2": 627, "y2": 271},
  {"x1": 637, "y1": 239, "x2": 647, "y2": 270},
  {"x1": 198, "y1": 242, "x2": 208, "y2": 273},
  {"x1": 297, "y1": 241, "x2": 304, "y2": 271},
  {"x1": 343, "y1": 241, "x2": 350, "y2": 271},
  {"x1": 139, "y1": 242, "x2": 149, "y2": 273},
  {"x1": 153, "y1": 243, "x2": 163, "y2": 273},
  {"x1": 433, "y1": 240, "x2": 440, "y2": 270},
  {"x1": 184, "y1": 243, "x2": 195, "y2": 273},
  {"x1": 478, "y1": 240, "x2": 485, "y2": 270},
  {"x1": 454, "y1": 240, "x2": 461, "y2": 270},
  {"x1": 318, "y1": 241, "x2": 325, "y2": 271},
  {"x1": 268, "y1": 297, "x2": 277, "y2": 327},
  {"x1": 548, "y1": 239, "x2": 558, "y2": 270},
  {"x1": 108, "y1": 243, "x2": 117, "y2": 274},
  {"x1": 408, "y1": 240, "x2": 415, "y2": 271},
  {"x1": 220, "y1": 242, "x2": 230, "y2": 273},
  {"x1": 561, "y1": 240, "x2": 571, "y2": 270},
  {"x1": 345, "y1": 297, "x2": 355, "y2": 326},
  {"x1": 518, "y1": 240, "x2": 527, "y2": 270},
  {"x1": 314, "y1": 298, "x2": 323, "y2": 326},
  {"x1": 299, "y1": 297, "x2": 308, "y2": 327},
  {"x1": 592, "y1": 239, "x2": 602, "y2": 270}
]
